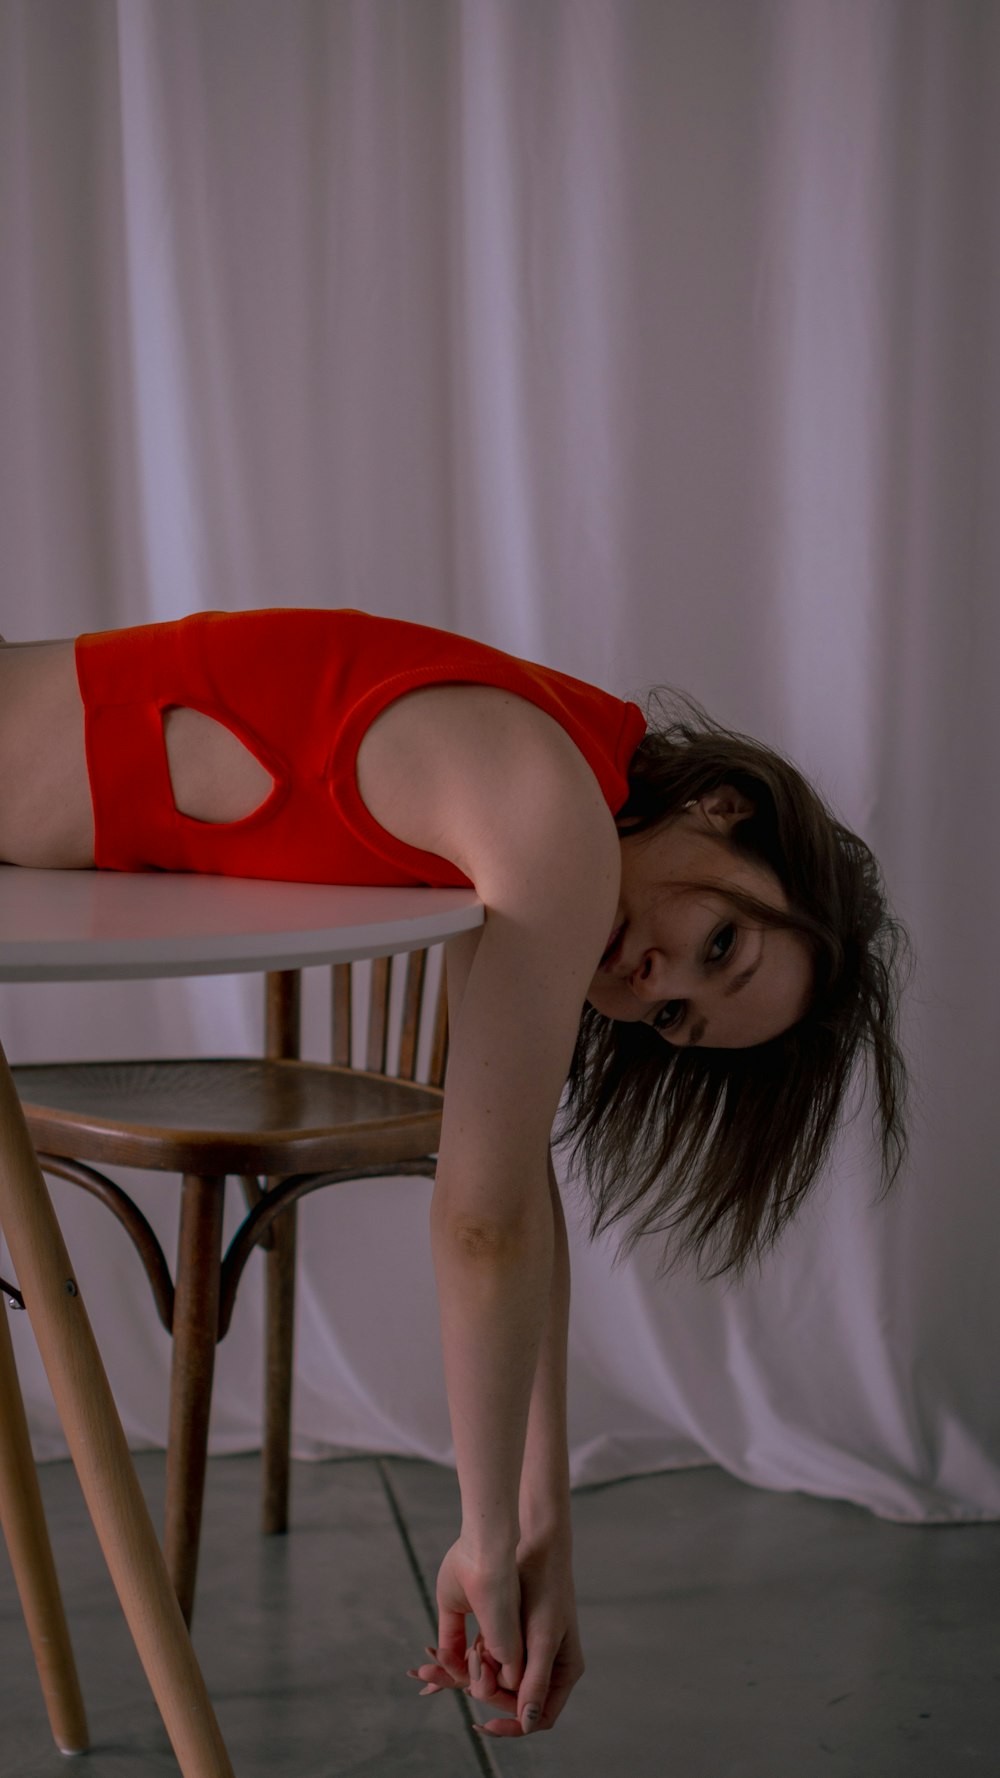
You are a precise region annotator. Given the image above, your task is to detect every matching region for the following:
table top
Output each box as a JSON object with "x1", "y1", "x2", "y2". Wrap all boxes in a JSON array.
[{"x1": 0, "y1": 867, "x2": 484, "y2": 982}]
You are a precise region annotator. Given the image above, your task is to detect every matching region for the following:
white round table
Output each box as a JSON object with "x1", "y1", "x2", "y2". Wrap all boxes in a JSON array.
[
  {"x1": 0, "y1": 867, "x2": 483, "y2": 1775},
  {"x1": 0, "y1": 865, "x2": 483, "y2": 980}
]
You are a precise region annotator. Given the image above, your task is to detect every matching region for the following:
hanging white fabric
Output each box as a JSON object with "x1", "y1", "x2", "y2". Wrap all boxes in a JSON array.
[{"x1": 1, "y1": 0, "x2": 997, "y2": 1524}]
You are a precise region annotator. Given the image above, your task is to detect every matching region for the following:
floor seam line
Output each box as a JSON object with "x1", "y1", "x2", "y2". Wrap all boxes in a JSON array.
[{"x1": 374, "y1": 1457, "x2": 501, "y2": 1775}]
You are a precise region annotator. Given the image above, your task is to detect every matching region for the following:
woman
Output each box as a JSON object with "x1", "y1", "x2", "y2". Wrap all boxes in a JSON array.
[{"x1": 0, "y1": 608, "x2": 910, "y2": 1739}]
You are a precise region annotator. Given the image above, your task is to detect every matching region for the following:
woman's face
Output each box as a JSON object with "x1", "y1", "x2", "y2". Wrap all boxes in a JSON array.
[{"x1": 586, "y1": 787, "x2": 814, "y2": 1049}]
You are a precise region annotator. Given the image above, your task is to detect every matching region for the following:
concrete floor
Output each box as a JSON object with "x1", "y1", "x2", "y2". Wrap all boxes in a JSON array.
[{"x1": 2, "y1": 1453, "x2": 998, "y2": 1778}]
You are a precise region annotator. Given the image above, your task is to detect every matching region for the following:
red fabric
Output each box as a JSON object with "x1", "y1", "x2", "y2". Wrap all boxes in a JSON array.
[{"x1": 75, "y1": 608, "x2": 647, "y2": 886}]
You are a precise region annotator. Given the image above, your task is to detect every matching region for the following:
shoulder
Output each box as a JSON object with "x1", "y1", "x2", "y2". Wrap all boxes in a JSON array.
[
  {"x1": 422, "y1": 687, "x2": 621, "y2": 1201},
  {"x1": 359, "y1": 683, "x2": 624, "y2": 1200},
  {"x1": 357, "y1": 681, "x2": 623, "y2": 908}
]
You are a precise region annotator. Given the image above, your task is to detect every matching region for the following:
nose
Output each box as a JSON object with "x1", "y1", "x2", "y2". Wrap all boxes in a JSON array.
[{"x1": 630, "y1": 950, "x2": 696, "y2": 1005}]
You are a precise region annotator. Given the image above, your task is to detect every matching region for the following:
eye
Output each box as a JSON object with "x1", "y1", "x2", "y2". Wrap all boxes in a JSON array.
[
  {"x1": 651, "y1": 923, "x2": 739, "y2": 1037},
  {"x1": 709, "y1": 922, "x2": 737, "y2": 963}
]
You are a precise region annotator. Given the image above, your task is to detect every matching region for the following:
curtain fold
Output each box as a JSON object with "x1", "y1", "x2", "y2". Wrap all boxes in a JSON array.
[{"x1": 1, "y1": 0, "x2": 997, "y2": 1523}]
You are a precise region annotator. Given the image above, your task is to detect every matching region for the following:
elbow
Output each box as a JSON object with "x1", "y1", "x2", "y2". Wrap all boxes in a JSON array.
[
  {"x1": 443, "y1": 1216, "x2": 518, "y2": 1262},
  {"x1": 432, "y1": 1211, "x2": 531, "y2": 1264},
  {"x1": 431, "y1": 1196, "x2": 551, "y2": 1265}
]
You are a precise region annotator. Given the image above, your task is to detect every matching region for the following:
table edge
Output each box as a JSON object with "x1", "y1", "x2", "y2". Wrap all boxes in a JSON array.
[{"x1": 0, "y1": 902, "x2": 485, "y2": 982}]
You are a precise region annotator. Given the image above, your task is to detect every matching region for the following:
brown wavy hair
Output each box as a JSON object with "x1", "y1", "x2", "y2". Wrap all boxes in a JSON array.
[{"x1": 556, "y1": 689, "x2": 913, "y2": 1282}]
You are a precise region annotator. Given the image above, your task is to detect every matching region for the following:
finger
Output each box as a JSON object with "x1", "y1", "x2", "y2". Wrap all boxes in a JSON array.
[
  {"x1": 480, "y1": 1642, "x2": 522, "y2": 1696},
  {"x1": 468, "y1": 1645, "x2": 505, "y2": 1700},
  {"x1": 433, "y1": 1613, "x2": 469, "y2": 1684},
  {"x1": 472, "y1": 1718, "x2": 528, "y2": 1738},
  {"x1": 516, "y1": 1653, "x2": 557, "y2": 1734},
  {"x1": 405, "y1": 1663, "x2": 449, "y2": 1695},
  {"x1": 467, "y1": 1646, "x2": 489, "y2": 1700},
  {"x1": 475, "y1": 1622, "x2": 524, "y2": 1695},
  {"x1": 470, "y1": 1645, "x2": 520, "y2": 1713},
  {"x1": 527, "y1": 1663, "x2": 578, "y2": 1729},
  {"x1": 410, "y1": 1660, "x2": 463, "y2": 1690}
]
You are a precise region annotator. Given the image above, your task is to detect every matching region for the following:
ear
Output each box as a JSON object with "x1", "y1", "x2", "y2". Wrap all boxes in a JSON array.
[{"x1": 692, "y1": 783, "x2": 755, "y2": 837}]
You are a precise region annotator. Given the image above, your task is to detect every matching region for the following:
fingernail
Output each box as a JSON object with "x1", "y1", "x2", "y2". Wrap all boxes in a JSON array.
[
  {"x1": 419, "y1": 1683, "x2": 441, "y2": 1696},
  {"x1": 468, "y1": 1648, "x2": 481, "y2": 1678},
  {"x1": 522, "y1": 1706, "x2": 540, "y2": 1733}
]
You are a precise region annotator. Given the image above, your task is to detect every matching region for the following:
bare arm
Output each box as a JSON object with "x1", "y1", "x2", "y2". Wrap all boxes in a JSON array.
[
  {"x1": 517, "y1": 1151, "x2": 572, "y2": 1546},
  {"x1": 432, "y1": 812, "x2": 615, "y2": 1557},
  {"x1": 362, "y1": 690, "x2": 618, "y2": 1712},
  {"x1": 426, "y1": 922, "x2": 586, "y2": 1726}
]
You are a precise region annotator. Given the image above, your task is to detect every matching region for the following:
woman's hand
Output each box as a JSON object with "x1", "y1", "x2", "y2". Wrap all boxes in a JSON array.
[
  {"x1": 430, "y1": 1537, "x2": 524, "y2": 1692},
  {"x1": 407, "y1": 1532, "x2": 585, "y2": 1737}
]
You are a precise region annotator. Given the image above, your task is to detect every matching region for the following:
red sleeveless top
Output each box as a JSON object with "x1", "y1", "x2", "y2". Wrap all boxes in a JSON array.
[{"x1": 75, "y1": 608, "x2": 647, "y2": 887}]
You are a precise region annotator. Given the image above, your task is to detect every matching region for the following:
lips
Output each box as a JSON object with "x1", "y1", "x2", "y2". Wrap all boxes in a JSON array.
[{"x1": 600, "y1": 921, "x2": 627, "y2": 970}]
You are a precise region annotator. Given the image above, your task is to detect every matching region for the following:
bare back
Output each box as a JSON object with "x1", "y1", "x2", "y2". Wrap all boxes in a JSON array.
[
  {"x1": 0, "y1": 640, "x2": 96, "y2": 867},
  {"x1": 0, "y1": 638, "x2": 271, "y2": 866}
]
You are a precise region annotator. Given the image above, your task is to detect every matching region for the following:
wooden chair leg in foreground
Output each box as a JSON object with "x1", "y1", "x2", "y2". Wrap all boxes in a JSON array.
[
  {"x1": 0, "y1": 1038, "x2": 234, "y2": 1778},
  {"x1": 0, "y1": 1293, "x2": 88, "y2": 1755},
  {"x1": 261, "y1": 1202, "x2": 297, "y2": 1535},
  {"x1": 164, "y1": 1173, "x2": 226, "y2": 1628},
  {"x1": 261, "y1": 967, "x2": 301, "y2": 1538}
]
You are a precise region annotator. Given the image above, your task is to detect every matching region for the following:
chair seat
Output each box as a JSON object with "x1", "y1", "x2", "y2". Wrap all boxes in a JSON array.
[{"x1": 12, "y1": 1057, "x2": 443, "y2": 1175}]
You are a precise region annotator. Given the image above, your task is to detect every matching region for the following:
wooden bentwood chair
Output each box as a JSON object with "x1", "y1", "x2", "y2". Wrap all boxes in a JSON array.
[{"x1": 10, "y1": 947, "x2": 448, "y2": 1625}]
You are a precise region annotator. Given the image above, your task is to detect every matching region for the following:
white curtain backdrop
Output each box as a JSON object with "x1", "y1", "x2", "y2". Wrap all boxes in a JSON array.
[{"x1": 1, "y1": 0, "x2": 997, "y2": 1524}]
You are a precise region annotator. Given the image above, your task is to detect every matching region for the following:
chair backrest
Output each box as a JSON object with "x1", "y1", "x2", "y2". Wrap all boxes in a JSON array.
[
  {"x1": 265, "y1": 945, "x2": 449, "y2": 1086},
  {"x1": 331, "y1": 946, "x2": 449, "y2": 1087}
]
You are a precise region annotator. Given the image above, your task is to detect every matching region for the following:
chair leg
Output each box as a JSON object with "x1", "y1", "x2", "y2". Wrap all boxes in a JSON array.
[
  {"x1": 0, "y1": 1041, "x2": 234, "y2": 1776},
  {"x1": 165, "y1": 1174, "x2": 226, "y2": 1628},
  {"x1": 262, "y1": 968, "x2": 301, "y2": 1538},
  {"x1": 0, "y1": 1298, "x2": 88, "y2": 1754},
  {"x1": 261, "y1": 1201, "x2": 297, "y2": 1535}
]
